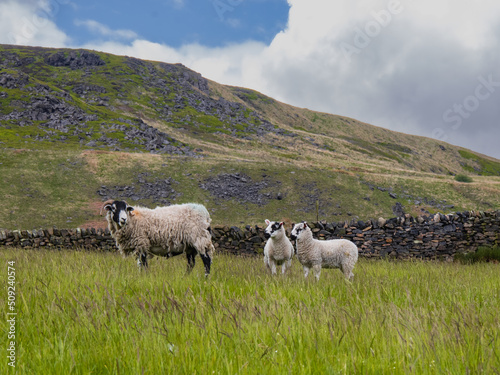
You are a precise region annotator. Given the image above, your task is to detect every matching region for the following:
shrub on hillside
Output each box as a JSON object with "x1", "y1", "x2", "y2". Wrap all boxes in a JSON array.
[
  {"x1": 455, "y1": 246, "x2": 500, "y2": 264},
  {"x1": 455, "y1": 174, "x2": 473, "y2": 183}
]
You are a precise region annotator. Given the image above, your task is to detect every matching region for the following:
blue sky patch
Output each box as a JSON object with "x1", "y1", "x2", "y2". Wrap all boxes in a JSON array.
[{"x1": 54, "y1": 0, "x2": 289, "y2": 47}]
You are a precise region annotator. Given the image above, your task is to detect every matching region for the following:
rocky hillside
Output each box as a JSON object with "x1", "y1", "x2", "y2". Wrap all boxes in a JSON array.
[{"x1": 0, "y1": 44, "x2": 499, "y2": 230}]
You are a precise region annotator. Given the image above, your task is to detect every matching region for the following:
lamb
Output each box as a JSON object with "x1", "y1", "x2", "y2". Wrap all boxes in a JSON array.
[
  {"x1": 102, "y1": 200, "x2": 215, "y2": 275},
  {"x1": 290, "y1": 222, "x2": 358, "y2": 281},
  {"x1": 263, "y1": 220, "x2": 294, "y2": 275}
]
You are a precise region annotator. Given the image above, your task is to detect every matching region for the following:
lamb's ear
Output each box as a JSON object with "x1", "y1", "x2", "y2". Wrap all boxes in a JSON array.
[
  {"x1": 303, "y1": 221, "x2": 308, "y2": 228},
  {"x1": 279, "y1": 222, "x2": 284, "y2": 227},
  {"x1": 265, "y1": 219, "x2": 271, "y2": 225}
]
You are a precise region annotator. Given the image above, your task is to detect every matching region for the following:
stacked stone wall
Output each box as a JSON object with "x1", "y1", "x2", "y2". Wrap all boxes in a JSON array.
[{"x1": 1, "y1": 210, "x2": 498, "y2": 260}]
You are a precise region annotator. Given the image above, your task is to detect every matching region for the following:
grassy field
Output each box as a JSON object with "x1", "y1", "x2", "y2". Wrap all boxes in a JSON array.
[
  {"x1": 1, "y1": 248, "x2": 499, "y2": 374},
  {"x1": 1, "y1": 148, "x2": 499, "y2": 230}
]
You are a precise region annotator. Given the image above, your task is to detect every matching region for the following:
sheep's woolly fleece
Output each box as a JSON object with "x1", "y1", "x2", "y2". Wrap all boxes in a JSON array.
[
  {"x1": 263, "y1": 220, "x2": 294, "y2": 275},
  {"x1": 103, "y1": 201, "x2": 214, "y2": 274},
  {"x1": 291, "y1": 222, "x2": 358, "y2": 281}
]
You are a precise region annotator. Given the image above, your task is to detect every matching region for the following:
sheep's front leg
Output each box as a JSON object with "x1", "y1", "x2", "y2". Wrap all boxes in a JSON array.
[
  {"x1": 341, "y1": 264, "x2": 354, "y2": 281},
  {"x1": 200, "y1": 253, "x2": 211, "y2": 277},
  {"x1": 186, "y1": 249, "x2": 196, "y2": 274},
  {"x1": 270, "y1": 260, "x2": 277, "y2": 275},
  {"x1": 312, "y1": 264, "x2": 322, "y2": 281},
  {"x1": 136, "y1": 252, "x2": 148, "y2": 270},
  {"x1": 264, "y1": 255, "x2": 271, "y2": 272},
  {"x1": 281, "y1": 260, "x2": 292, "y2": 275}
]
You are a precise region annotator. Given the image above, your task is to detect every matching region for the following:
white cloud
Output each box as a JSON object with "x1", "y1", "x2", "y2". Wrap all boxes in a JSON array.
[
  {"x1": 2, "y1": 0, "x2": 500, "y2": 158},
  {"x1": 0, "y1": 0, "x2": 69, "y2": 47},
  {"x1": 74, "y1": 19, "x2": 138, "y2": 40}
]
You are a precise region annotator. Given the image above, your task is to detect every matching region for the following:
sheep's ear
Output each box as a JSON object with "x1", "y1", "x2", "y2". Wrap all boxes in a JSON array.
[
  {"x1": 303, "y1": 221, "x2": 308, "y2": 228},
  {"x1": 265, "y1": 219, "x2": 271, "y2": 225},
  {"x1": 103, "y1": 203, "x2": 114, "y2": 212},
  {"x1": 279, "y1": 222, "x2": 284, "y2": 227},
  {"x1": 127, "y1": 206, "x2": 134, "y2": 212}
]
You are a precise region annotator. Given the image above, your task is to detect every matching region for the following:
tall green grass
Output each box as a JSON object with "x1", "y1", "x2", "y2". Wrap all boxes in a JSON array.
[
  {"x1": 455, "y1": 246, "x2": 500, "y2": 264},
  {"x1": 1, "y1": 248, "x2": 499, "y2": 374}
]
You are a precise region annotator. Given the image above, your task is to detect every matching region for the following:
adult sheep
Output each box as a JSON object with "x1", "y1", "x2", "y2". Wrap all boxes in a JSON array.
[
  {"x1": 102, "y1": 200, "x2": 215, "y2": 275},
  {"x1": 263, "y1": 220, "x2": 294, "y2": 275},
  {"x1": 290, "y1": 222, "x2": 358, "y2": 281}
]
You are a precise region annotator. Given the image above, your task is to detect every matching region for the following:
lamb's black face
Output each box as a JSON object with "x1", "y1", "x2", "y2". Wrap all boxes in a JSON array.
[
  {"x1": 290, "y1": 222, "x2": 307, "y2": 241},
  {"x1": 104, "y1": 200, "x2": 134, "y2": 228},
  {"x1": 264, "y1": 220, "x2": 283, "y2": 239}
]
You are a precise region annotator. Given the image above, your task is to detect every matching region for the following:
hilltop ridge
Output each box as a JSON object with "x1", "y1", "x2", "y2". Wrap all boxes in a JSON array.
[{"x1": 0, "y1": 44, "x2": 499, "y2": 229}]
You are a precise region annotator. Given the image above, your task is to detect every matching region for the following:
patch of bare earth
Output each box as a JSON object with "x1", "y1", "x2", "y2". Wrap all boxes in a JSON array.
[{"x1": 79, "y1": 200, "x2": 108, "y2": 229}]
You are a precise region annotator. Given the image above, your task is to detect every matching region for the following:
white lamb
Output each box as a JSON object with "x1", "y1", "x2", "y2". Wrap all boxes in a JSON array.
[
  {"x1": 102, "y1": 200, "x2": 215, "y2": 275},
  {"x1": 290, "y1": 222, "x2": 358, "y2": 281},
  {"x1": 263, "y1": 220, "x2": 294, "y2": 275}
]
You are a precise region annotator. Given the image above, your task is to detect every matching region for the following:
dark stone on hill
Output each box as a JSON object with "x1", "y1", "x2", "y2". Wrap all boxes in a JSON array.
[
  {"x1": 200, "y1": 173, "x2": 281, "y2": 206},
  {"x1": 45, "y1": 50, "x2": 105, "y2": 69},
  {"x1": 98, "y1": 173, "x2": 180, "y2": 205},
  {"x1": 0, "y1": 72, "x2": 30, "y2": 88}
]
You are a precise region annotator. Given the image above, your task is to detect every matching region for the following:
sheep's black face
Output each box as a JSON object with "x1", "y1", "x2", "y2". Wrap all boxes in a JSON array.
[
  {"x1": 264, "y1": 220, "x2": 283, "y2": 239},
  {"x1": 290, "y1": 222, "x2": 307, "y2": 241},
  {"x1": 104, "y1": 200, "x2": 134, "y2": 228}
]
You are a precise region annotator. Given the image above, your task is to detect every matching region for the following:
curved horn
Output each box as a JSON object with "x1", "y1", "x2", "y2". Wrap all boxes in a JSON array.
[{"x1": 100, "y1": 199, "x2": 115, "y2": 216}]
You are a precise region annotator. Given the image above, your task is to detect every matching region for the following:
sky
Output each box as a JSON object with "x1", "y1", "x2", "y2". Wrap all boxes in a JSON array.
[{"x1": 1, "y1": 0, "x2": 499, "y2": 159}]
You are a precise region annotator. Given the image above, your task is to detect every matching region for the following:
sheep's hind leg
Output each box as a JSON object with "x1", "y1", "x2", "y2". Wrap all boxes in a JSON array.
[
  {"x1": 341, "y1": 264, "x2": 354, "y2": 281},
  {"x1": 303, "y1": 266, "x2": 310, "y2": 279}
]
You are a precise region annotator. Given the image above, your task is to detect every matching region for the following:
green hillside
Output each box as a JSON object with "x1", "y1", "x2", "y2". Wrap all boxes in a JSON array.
[{"x1": 1, "y1": 44, "x2": 499, "y2": 230}]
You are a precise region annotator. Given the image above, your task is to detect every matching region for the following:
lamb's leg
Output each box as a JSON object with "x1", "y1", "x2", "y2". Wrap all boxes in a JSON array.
[
  {"x1": 312, "y1": 264, "x2": 321, "y2": 281},
  {"x1": 270, "y1": 260, "x2": 277, "y2": 275},
  {"x1": 281, "y1": 260, "x2": 290, "y2": 274},
  {"x1": 341, "y1": 264, "x2": 354, "y2": 281},
  {"x1": 264, "y1": 255, "x2": 271, "y2": 272},
  {"x1": 303, "y1": 266, "x2": 310, "y2": 278}
]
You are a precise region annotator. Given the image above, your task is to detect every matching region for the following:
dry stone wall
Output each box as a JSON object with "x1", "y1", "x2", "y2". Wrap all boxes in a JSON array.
[{"x1": 1, "y1": 210, "x2": 498, "y2": 260}]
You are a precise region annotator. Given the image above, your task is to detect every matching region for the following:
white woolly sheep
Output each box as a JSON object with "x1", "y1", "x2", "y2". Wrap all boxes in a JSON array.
[
  {"x1": 102, "y1": 200, "x2": 215, "y2": 275},
  {"x1": 263, "y1": 220, "x2": 294, "y2": 275},
  {"x1": 290, "y1": 222, "x2": 358, "y2": 281}
]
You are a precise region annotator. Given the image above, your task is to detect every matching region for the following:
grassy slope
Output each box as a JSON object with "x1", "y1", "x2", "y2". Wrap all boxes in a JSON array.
[
  {"x1": 2, "y1": 248, "x2": 499, "y2": 374},
  {"x1": 0, "y1": 45, "x2": 499, "y2": 230}
]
